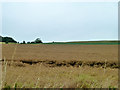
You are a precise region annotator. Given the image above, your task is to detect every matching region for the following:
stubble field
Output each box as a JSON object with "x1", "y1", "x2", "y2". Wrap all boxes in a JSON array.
[{"x1": 1, "y1": 44, "x2": 119, "y2": 88}]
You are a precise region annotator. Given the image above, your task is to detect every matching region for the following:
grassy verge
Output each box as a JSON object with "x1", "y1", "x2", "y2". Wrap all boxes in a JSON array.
[{"x1": 2, "y1": 63, "x2": 118, "y2": 88}]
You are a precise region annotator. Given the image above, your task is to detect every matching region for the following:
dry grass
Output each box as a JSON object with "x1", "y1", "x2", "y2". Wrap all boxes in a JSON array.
[
  {"x1": 2, "y1": 44, "x2": 118, "y2": 63},
  {"x1": 1, "y1": 44, "x2": 119, "y2": 88},
  {"x1": 2, "y1": 63, "x2": 118, "y2": 88}
]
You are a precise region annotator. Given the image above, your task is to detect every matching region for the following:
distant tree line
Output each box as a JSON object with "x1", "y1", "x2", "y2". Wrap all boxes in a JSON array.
[
  {"x1": 0, "y1": 36, "x2": 17, "y2": 44},
  {"x1": 0, "y1": 36, "x2": 42, "y2": 44},
  {"x1": 21, "y1": 38, "x2": 42, "y2": 44}
]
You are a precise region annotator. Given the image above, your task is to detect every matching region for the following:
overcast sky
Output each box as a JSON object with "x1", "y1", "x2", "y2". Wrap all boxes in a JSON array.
[{"x1": 1, "y1": 2, "x2": 118, "y2": 42}]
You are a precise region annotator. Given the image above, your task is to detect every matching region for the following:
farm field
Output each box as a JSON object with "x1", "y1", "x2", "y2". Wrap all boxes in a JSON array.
[{"x1": 1, "y1": 44, "x2": 119, "y2": 88}]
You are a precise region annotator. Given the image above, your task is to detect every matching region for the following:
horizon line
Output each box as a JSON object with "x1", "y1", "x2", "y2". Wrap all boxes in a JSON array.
[{"x1": 1, "y1": 35, "x2": 118, "y2": 43}]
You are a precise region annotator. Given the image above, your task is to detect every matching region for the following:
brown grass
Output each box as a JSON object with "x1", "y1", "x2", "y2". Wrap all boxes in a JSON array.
[
  {"x1": 2, "y1": 63, "x2": 118, "y2": 88},
  {"x1": 2, "y1": 44, "x2": 118, "y2": 62},
  {"x1": 1, "y1": 44, "x2": 118, "y2": 88}
]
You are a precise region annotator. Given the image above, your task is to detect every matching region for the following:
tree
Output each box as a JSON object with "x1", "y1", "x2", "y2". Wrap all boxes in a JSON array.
[
  {"x1": 30, "y1": 41, "x2": 35, "y2": 44},
  {"x1": 0, "y1": 36, "x2": 2, "y2": 42},
  {"x1": 23, "y1": 41, "x2": 26, "y2": 44},
  {"x1": 34, "y1": 38, "x2": 42, "y2": 43},
  {"x1": 27, "y1": 42, "x2": 31, "y2": 44},
  {"x1": 2, "y1": 36, "x2": 17, "y2": 43}
]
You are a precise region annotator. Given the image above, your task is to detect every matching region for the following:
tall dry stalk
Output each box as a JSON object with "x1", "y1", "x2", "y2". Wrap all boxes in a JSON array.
[
  {"x1": 35, "y1": 77, "x2": 40, "y2": 88},
  {"x1": 0, "y1": 60, "x2": 2, "y2": 89},
  {"x1": 0, "y1": 43, "x2": 2, "y2": 89},
  {"x1": 104, "y1": 59, "x2": 107, "y2": 75},
  {"x1": 1, "y1": 44, "x2": 17, "y2": 88},
  {"x1": 11, "y1": 44, "x2": 17, "y2": 65},
  {"x1": 1, "y1": 57, "x2": 8, "y2": 88},
  {"x1": 13, "y1": 75, "x2": 20, "y2": 88}
]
